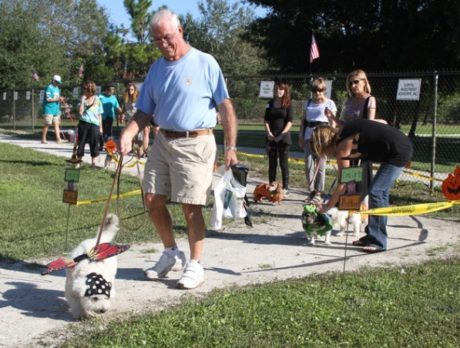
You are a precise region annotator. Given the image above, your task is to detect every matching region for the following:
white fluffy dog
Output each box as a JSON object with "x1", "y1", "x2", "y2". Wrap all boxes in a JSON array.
[
  {"x1": 328, "y1": 207, "x2": 367, "y2": 237},
  {"x1": 65, "y1": 214, "x2": 119, "y2": 319}
]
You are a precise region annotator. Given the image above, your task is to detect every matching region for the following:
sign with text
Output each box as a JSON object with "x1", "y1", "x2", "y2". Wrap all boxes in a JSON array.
[
  {"x1": 3, "y1": 92, "x2": 6, "y2": 101},
  {"x1": 63, "y1": 190, "x2": 78, "y2": 205},
  {"x1": 72, "y1": 87, "x2": 80, "y2": 99},
  {"x1": 259, "y1": 81, "x2": 275, "y2": 98},
  {"x1": 13, "y1": 91, "x2": 18, "y2": 101},
  {"x1": 396, "y1": 79, "x2": 422, "y2": 101},
  {"x1": 39, "y1": 90, "x2": 45, "y2": 104},
  {"x1": 26, "y1": 91, "x2": 31, "y2": 100},
  {"x1": 338, "y1": 194, "x2": 362, "y2": 211},
  {"x1": 64, "y1": 168, "x2": 80, "y2": 183},
  {"x1": 340, "y1": 167, "x2": 363, "y2": 183}
]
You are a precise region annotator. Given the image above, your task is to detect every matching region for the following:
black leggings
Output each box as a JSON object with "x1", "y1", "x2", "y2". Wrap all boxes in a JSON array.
[
  {"x1": 102, "y1": 118, "x2": 113, "y2": 141},
  {"x1": 267, "y1": 141, "x2": 290, "y2": 189},
  {"x1": 77, "y1": 121, "x2": 100, "y2": 158}
]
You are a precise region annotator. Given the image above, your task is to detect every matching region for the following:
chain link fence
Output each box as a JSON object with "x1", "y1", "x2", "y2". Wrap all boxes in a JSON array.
[
  {"x1": 1, "y1": 71, "x2": 459, "y2": 188},
  {"x1": 227, "y1": 70, "x2": 460, "y2": 188}
]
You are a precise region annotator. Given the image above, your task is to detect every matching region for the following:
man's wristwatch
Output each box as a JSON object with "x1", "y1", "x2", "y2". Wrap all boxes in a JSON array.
[{"x1": 225, "y1": 146, "x2": 237, "y2": 152}]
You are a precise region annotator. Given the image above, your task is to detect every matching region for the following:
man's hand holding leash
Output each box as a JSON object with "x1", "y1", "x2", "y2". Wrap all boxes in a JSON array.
[{"x1": 119, "y1": 110, "x2": 151, "y2": 155}]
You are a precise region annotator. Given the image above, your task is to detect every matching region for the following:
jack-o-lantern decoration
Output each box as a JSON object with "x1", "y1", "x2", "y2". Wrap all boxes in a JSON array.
[{"x1": 442, "y1": 166, "x2": 460, "y2": 200}]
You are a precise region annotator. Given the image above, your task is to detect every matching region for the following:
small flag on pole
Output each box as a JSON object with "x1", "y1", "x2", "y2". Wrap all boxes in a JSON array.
[
  {"x1": 32, "y1": 72, "x2": 40, "y2": 81},
  {"x1": 310, "y1": 34, "x2": 320, "y2": 63},
  {"x1": 78, "y1": 64, "x2": 84, "y2": 77}
]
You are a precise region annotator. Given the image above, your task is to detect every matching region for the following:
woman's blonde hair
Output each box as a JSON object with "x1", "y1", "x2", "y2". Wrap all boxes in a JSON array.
[
  {"x1": 310, "y1": 77, "x2": 326, "y2": 92},
  {"x1": 346, "y1": 69, "x2": 372, "y2": 97},
  {"x1": 123, "y1": 83, "x2": 139, "y2": 104},
  {"x1": 310, "y1": 125, "x2": 339, "y2": 158}
]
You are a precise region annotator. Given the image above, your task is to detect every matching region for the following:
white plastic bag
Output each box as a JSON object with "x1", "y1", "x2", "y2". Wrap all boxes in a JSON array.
[{"x1": 210, "y1": 169, "x2": 247, "y2": 230}]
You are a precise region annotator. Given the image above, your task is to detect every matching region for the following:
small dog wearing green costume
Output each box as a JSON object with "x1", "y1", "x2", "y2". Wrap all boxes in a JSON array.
[{"x1": 301, "y1": 204, "x2": 333, "y2": 245}]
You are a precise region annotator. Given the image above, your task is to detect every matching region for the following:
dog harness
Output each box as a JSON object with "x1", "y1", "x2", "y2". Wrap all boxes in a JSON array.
[{"x1": 84, "y1": 272, "x2": 112, "y2": 298}]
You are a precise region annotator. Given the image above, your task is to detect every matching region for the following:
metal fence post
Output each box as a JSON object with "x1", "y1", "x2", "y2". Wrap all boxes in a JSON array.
[
  {"x1": 430, "y1": 71, "x2": 438, "y2": 193},
  {"x1": 31, "y1": 88, "x2": 35, "y2": 132}
]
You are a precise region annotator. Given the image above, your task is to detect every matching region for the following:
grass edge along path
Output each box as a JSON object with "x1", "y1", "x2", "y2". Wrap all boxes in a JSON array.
[{"x1": 60, "y1": 256, "x2": 460, "y2": 347}]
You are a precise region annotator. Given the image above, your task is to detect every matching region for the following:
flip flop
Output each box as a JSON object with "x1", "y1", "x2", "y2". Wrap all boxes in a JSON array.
[{"x1": 362, "y1": 245, "x2": 385, "y2": 253}]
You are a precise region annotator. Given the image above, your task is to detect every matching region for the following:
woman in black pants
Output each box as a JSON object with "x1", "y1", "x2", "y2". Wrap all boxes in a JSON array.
[{"x1": 264, "y1": 81, "x2": 293, "y2": 194}]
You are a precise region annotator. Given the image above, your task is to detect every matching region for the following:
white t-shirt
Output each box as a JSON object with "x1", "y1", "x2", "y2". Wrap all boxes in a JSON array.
[{"x1": 303, "y1": 99, "x2": 337, "y2": 140}]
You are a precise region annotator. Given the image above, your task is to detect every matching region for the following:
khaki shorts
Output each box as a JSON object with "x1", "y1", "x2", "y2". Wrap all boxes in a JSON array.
[
  {"x1": 143, "y1": 132, "x2": 216, "y2": 205},
  {"x1": 43, "y1": 114, "x2": 61, "y2": 125}
]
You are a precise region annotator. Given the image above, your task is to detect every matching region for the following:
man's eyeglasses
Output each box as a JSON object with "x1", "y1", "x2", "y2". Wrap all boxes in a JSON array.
[
  {"x1": 349, "y1": 79, "x2": 363, "y2": 86},
  {"x1": 153, "y1": 30, "x2": 177, "y2": 45}
]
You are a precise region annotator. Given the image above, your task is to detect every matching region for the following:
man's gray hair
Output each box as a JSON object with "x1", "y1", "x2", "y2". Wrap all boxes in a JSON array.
[{"x1": 150, "y1": 9, "x2": 181, "y2": 29}]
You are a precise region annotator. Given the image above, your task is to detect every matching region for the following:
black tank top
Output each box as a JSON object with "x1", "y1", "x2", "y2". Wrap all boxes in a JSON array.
[{"x1": 338, "y1": 119, "x2": 413, "y2": 166}]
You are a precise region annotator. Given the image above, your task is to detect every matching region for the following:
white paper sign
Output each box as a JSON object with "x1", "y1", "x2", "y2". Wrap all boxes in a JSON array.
[
  {"x1": 396, "y1": 79, "x2": 422, "y2": 101},
  {"x1": 96, "y1": 85, "x2": 102, "y2": 95},
  {"x1": 2, "y1": 92, "x2": 6, "y2": 101},
  {"x1": 13, "y1": 91, "x2": 18, "y2": 101},
  {"x1": 325, "y1": 80, "x2": 333, "y2": 99},
  {"x1": 73, "y1": 87, "x2": 80, "y2": 99},
  {"x1": 39, "y1": 90, "x2": 45, "y2": 104},
  {"x1": 26, "y1": 91, "x2": 31, "y2": 100},
  {"x1": 259, "y1": 81, "x2": 275, "y2": 98}
]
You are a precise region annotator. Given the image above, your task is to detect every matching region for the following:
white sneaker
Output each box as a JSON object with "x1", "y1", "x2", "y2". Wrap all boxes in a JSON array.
[
  {"x1": 171, "y1": 251, "x2": 187, "y2": 272},
  {"x1": 144, "y1": 249, "x2": 186, "y2": 280},
  {"x1": 283, "y1": 189, "x2": 289, "y2": 196},
  {"x1": 176, "y1": 260, "x2": 204, "y2": 289}
]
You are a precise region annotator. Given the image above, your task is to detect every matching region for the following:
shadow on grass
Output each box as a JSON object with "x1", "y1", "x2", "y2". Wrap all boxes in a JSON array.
[{"x1": 0, "y1": 159, "x2": 58, "y2": 166}]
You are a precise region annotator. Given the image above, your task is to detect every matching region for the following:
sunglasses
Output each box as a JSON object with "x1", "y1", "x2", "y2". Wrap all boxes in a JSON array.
[
  {"x1": 312, "y1": 88, "x2": 325, "y2": 93},
  {"x1": 349, "y1": 79, "x2": 363, "y2": 86}
]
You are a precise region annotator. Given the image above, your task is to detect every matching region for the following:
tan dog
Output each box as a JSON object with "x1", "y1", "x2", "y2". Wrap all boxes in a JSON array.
[{"x1": 253, "y1": 181, "x2": 284, "y2": 204}]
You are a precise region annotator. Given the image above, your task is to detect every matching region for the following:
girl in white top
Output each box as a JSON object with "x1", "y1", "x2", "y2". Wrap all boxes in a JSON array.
[{"x1": 298, "y1": 77, "x2": 337, "y2": 193}]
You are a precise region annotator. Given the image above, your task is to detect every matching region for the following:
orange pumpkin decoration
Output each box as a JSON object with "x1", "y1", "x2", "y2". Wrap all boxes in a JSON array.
[
  {"x1": 105, "y1": 139, "x2": 117, "y2": 154},
  {"x1": 442, "y1": 166, "x2": 460, "y2": 200}
]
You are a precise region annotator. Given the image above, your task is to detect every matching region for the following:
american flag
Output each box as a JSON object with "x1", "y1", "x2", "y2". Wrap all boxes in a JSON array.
[
  {"x1": 32, "y1": 72, "x2": 39, "y2": 81},
  {"x1": 310, "y1": 34, "x2": 320, "y2": 63}
]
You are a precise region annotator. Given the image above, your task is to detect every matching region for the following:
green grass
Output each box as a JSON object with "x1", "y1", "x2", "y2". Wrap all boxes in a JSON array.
[
  {"x1": 1, "y1": 132, "x2": 460, "y2": 347},
  {"x1": 61, "y1": 257, "x2": 460, "y2": 347},
  {"x1": 0, "y1": 142, "x2": 208, "y2": 260},
  {"x1": 1, "y1": 137, "x2": 457, "y2": 261}
]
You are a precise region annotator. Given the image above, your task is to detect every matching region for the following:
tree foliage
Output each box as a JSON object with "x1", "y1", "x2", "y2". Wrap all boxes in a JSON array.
[
  {"x1": 0, "y1": 0, "x2": 110, "y2": 88},
  {"x1": 246, "y1": 0, "x2": 460, "y2": 72},
  {"x1": 182, "y1": 0, "x2": 269, "y2": 76}
]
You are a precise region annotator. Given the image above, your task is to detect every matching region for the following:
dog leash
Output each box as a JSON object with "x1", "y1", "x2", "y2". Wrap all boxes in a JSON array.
[
  {"x1": 114, "y1": 147, "x2": 147, "y2": 232},
  {"x1": 95, "y1": 153, "x2": 124, "y2": 248}
]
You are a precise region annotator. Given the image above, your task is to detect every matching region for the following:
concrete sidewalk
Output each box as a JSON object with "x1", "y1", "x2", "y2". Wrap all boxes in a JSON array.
[{"x1": 0, "y1": 133, "x2": 459, "y2": 347}]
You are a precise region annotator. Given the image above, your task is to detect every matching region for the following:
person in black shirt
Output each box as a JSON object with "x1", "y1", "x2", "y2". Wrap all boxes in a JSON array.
[
  {"x1": 264, "y1": 81, "x2": 293, "y2": 194},
  {"x1": 311, "y1": 119, "x2": 413, "y2": 252}
]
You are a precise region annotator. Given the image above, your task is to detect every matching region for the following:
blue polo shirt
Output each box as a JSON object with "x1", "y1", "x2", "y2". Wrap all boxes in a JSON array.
[{"x1": 136, "y1": 48, "x2": 229, "y2": 131}]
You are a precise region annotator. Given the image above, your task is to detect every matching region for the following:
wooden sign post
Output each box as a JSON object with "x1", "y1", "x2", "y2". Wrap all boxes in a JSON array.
[{"x1": 63, "y1": 167, "x2": 80, "y2": 249}]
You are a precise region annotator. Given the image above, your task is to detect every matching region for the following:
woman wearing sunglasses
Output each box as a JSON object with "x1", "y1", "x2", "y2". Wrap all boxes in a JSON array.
[
  {"x1": 341, "y1": 69, "x2": 376, "y2": 122},
  {"x1": 299, "y1": 77, "x2": 337, "y2": 197},
  {"x1": 339, "y1": 69, "x2": 380, "y2": 207}
]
